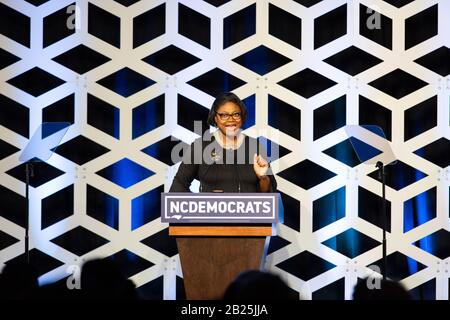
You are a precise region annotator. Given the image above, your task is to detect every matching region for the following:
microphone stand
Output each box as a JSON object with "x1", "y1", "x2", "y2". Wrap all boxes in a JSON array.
[
  {"x1": 234, "y1": 161, "x2": 241, "y2": 193},
  {"x1": 376, "y1": 161, "x2": 387, "y2": 280},
  {"x1": 200, "y1": 150, "x2": 218, "y2": 193},
  {"x1": 25, "y1": 162, "x2": 33, "y2": 264}
]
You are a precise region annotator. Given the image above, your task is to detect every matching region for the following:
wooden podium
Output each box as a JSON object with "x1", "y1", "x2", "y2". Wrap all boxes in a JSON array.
[{"x1": 169, "y1": 225, "x2": 272, "y2": 300}]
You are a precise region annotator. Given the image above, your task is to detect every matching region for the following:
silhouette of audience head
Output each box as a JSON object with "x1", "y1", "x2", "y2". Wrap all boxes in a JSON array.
[
  {"x1": 223, "y1": 270, "x2": 297, "y2": 300},
  {"x1": 80, "y1": 258, "x2": 138, "y2": 300},
  {"x1": 352, "y1": 277, "x2": 411, "y2": 300},
  {"x1": 0, "y1": 260, "x2": 39, "y2": 300}
]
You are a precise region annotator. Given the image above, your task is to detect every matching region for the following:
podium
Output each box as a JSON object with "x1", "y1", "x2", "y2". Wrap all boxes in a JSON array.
[{"x1": 162, "y1": 193, "x2": 278, "y2": 300}]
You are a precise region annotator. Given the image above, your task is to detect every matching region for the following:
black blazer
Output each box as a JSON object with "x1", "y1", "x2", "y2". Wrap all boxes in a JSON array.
[{"x1": 169, "y1": 134, "x2": 277, "y2": 193}]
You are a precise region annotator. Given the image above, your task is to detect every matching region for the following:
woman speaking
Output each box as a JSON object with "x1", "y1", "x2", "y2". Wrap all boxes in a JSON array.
[{"x1": 169, "y1": 92, "x2": 277, "y2": 193}]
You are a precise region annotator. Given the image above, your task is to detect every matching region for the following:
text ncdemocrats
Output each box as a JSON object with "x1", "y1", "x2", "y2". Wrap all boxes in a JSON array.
[{"x1": 161, "y1": 193, "x2": 278, "y2": 223}]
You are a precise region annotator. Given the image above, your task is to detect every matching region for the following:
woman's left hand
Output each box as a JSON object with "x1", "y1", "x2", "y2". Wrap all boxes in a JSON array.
[{"x1": 253, "y1": 154, "x2": 269, "y2": 178}]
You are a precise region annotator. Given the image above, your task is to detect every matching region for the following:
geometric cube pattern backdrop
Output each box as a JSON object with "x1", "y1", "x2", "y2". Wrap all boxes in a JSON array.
[{"x1": 0, "y1": 0, "x2": 449, "y2": 300}]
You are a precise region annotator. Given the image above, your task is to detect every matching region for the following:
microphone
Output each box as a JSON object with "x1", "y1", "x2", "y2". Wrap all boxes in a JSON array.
[
  {"x1": 200, "y1": 150, "x2": 219, "y2": 192},
  {"x1": 234, "y1": 161, "x2": 241, "y2": 193}
]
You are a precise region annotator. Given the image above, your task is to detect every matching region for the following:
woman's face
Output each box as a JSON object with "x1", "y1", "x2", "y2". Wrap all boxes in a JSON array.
[{"x1": 214, "y1": 101, "x2": 243, "y2": 137}]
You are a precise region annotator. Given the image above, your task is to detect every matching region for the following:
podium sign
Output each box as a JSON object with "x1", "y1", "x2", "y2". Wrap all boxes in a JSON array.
[
  {"x1": 164, "y1": 193, "x2": 279, "y2": 299},
  {"x1": 161, "y1": 192, "x2": 278, "y2": 223}
]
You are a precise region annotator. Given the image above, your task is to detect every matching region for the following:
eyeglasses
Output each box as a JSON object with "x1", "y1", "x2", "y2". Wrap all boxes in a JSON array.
[{"x1": 216, "y1": 112, "x2": 241, "y2": 121}]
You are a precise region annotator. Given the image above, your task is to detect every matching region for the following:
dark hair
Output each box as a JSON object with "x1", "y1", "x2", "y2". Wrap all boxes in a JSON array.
[
  {"x1": 81, "y1": 258, "x2": 138, "y2": 300},
  {"x1": 352, "y1": 278, "x2": 411, "y2": 300},
  {"x1": 0, "y1": 260, "x2": 39, "y2": 299},
  {"x1": 207, "y1": 92, "x2": 248, "y2": 127},
  {"x1": 223, "y1": 270, "x2": 297, "y2": 300}
]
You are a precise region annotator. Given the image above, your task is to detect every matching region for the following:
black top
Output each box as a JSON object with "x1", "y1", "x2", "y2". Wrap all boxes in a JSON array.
[{"x1": 169, "y1": 134, "x2": 277, "y2": 193}]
